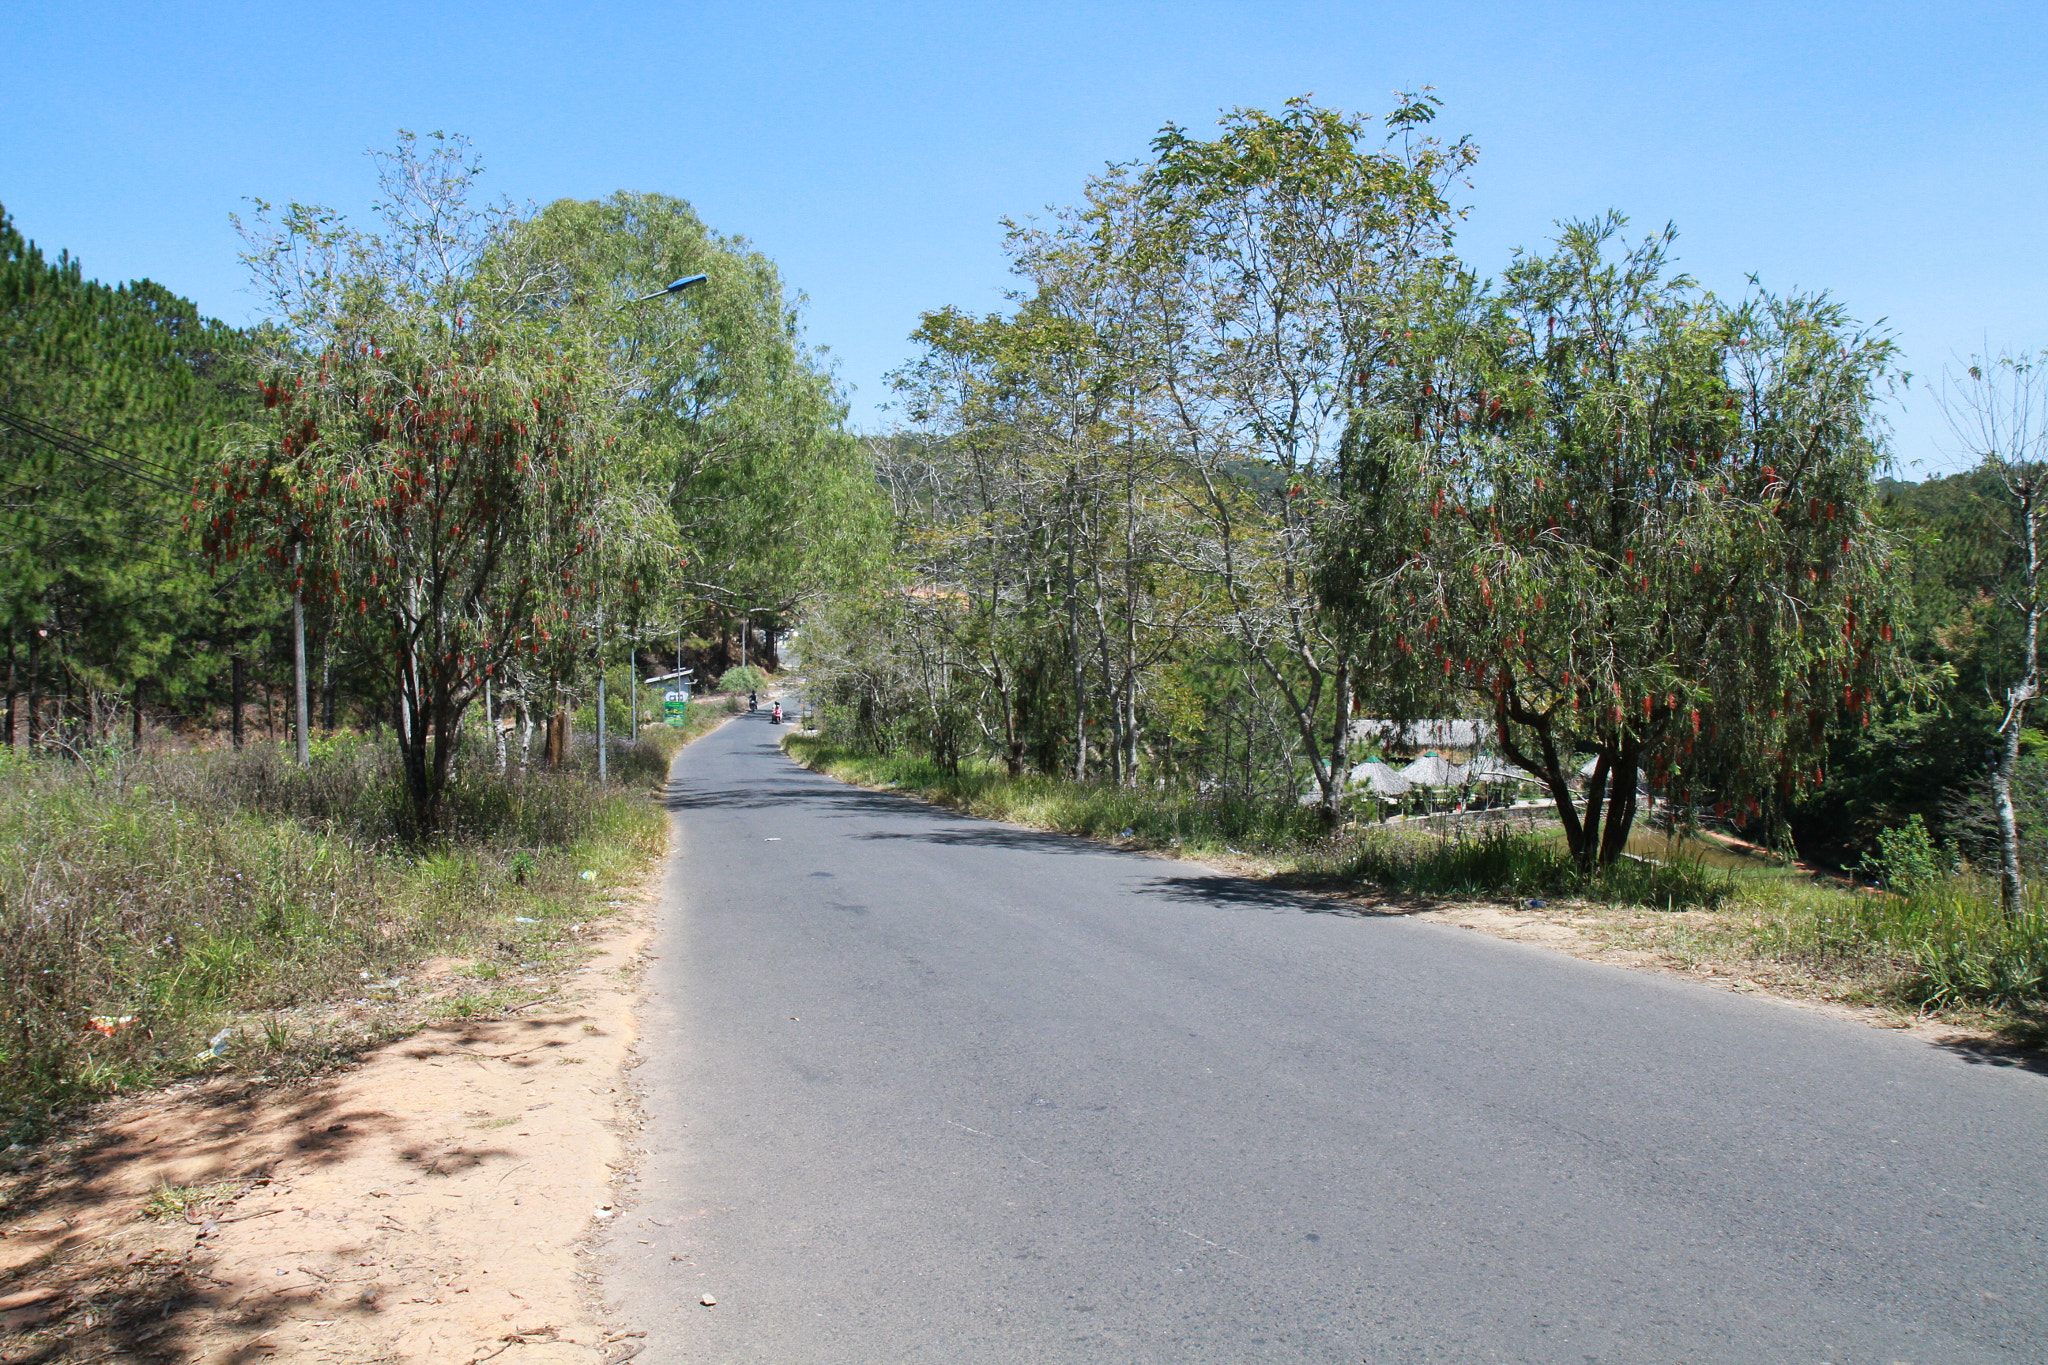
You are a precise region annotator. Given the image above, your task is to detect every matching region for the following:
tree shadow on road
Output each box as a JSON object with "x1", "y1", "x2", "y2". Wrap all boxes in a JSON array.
[
  {"x1": 1929, "y1": 1031, "x2": 2048, "y2": 1076},
  {"x1": 849, "y1": 822, "x2": 1122, "y2": 857},
  {"x1": 1133, "y1": 872, "x2": 1431, "y2": 918},
  {"x1": 660, "y1": 776, "x2": 934, "y2": 818}
]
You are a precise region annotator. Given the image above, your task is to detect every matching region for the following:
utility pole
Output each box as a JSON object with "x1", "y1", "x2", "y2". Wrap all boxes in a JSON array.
[
  {"x1": 293, "y1": 545, "x2": 310, "y2": 766},
  {"x1": 596, "y1": 604, "x2": 608, "y2": 783}
]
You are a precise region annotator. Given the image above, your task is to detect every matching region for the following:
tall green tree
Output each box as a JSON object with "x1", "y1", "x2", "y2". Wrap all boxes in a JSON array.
[
  {"x1": 504, "y1": 192, "x2": 884, "y2": 672},
  {"x1": 1140, "y1": 94, "x2": 1476, "y2": 830},
  {"x1": 220, "y1": 133, "x2": 607, "y2": 832},
  {"x1": 0, "y1": 204, "x2": 257, "y2": 745},
  {"x1": 1351, "y1": 217, "x2": 1903, "y2": 866}
]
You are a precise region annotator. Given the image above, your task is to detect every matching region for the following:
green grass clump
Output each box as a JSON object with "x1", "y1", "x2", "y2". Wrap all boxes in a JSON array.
[
  {"x1": 1736, "y1": 872, "x2": 2048, "y2": 1012},
  {"x1": 0, "y1": 740, "x2": 663, "y2": 1132},
  {"x1": 1300, "y1": 822, "x2": 1734, "y2": 909}
]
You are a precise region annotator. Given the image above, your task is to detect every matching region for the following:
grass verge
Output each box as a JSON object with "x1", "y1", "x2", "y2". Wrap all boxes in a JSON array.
[{"x1": 0, "y1": 732, "x2": 685, "y2": 1138}]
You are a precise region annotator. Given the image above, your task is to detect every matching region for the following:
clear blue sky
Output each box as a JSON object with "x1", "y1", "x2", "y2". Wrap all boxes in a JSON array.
[{"x1": 5, "y1": 0, "x2": 2041, "y2": 473}]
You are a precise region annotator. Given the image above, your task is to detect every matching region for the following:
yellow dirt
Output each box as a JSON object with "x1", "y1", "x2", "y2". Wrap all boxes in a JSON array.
[{"x1": 0, "y1": 899, "x2": 657, "y2": 1364}]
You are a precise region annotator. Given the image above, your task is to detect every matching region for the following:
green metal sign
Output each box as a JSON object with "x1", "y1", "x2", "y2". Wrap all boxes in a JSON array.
[{"x1": 663, "y1": 689, "x2": 690, "y2": 728}]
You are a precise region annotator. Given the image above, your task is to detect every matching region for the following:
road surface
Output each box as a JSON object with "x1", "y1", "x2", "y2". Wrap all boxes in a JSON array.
[{"x1": 604, "y1": 711, "x2": 2046, "y2": 1363}]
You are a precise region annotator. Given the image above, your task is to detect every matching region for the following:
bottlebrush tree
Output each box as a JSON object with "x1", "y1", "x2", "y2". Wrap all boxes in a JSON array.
[
  {"x1": 201, "y1": 338, "x2": 603, "y2": 835},
  {"x1": 1347, "y1": 217, "x2": 1904, "y2": 866}
]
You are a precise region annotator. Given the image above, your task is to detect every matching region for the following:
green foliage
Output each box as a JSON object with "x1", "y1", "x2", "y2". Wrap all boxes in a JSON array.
[
  {"x1": 503, "y1": 192, "x2": 886, "y2": 663},
  {"x1": 717, "y1": 664, "x2": 769, "y2": 695},
  {"x1": 1735, "y1": 868, "x2": 2048, "y2": 1013},
  {"x1": 1329, "y1": 216, "x2": 1904, "y2": 866},
  {"x1": 787, "y1": 735, "x2": 1323, "y2": 851},
  {"x1": 0, "y1": 202, "x2": 263, "y2": 739},
  {"x1": 222, "y1": 134, "x2": 612, "y2": 835},
  {"x1": 1864, "y1": 814, "x2": 1953, "y2": 894}
]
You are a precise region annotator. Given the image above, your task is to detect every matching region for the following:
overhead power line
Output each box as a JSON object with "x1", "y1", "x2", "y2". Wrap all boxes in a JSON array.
[{"x1": 0, "y1": 404, "x2": 189, "y2": 493}]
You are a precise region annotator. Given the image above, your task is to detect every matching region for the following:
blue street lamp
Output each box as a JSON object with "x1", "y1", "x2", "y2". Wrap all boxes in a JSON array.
[{"x1": 628, "y1": 273, "x2": 707, "y2": 304}]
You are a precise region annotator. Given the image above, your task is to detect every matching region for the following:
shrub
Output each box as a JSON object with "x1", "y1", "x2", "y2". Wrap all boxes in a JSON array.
[
  {"x1": 718, "y1": 665, "x2": 770, "y2": 696},
  {"x1": 1865, "y1": 814, "x2": 1954, "y2": 894}
]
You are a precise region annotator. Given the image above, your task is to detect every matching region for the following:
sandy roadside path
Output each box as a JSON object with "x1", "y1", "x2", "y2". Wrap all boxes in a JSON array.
[{"x1": 0, "y1": 892, "x2": 660, "y2": 1365}]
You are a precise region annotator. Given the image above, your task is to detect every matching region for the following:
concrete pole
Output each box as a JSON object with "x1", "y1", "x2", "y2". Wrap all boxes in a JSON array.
[{"x1": 293, "y1": 547, "x2": 310, "y2": 767}]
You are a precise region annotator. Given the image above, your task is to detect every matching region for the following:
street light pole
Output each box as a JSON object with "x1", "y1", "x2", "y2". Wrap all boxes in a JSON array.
[
  {"x1": 597, "y1": 271, "x2": 708, "y2": 777},
  {"x1": 293, "y1": 544, "x2": 310, "y2": 766},
  {"x1": 596, "y1": 603, "x2": 608, "y2": 783}
]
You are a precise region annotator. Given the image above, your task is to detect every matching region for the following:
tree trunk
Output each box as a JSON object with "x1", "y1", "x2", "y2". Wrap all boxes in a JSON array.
[
  {"x1": 1597, "y1": 739, "x2": 1641, "y2": 865},
  {"x1": 320, "y1": 629, "x2": 336, "y2": 731},
  {"x1": 230, "y1": 654, "x2": 246, "y2": 749},
  {"x1": 544, "y1": 708, "x2": 570, "y2": 767},
  {"x1": 1995, "y1": 477, "x2": 2042, "y2": 919},
  {"x1": 1068, "y1": 532, "x2": 1085, "y2": 781},
  {"x1": 487, "y1": 679, "x2": 507, "y2": 772},
  {"x1": 27, "y1": 629, "x2": 42, "y2": 752}
]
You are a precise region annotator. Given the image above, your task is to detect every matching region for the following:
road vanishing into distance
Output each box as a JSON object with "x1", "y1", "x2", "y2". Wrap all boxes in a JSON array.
[{"x1": 605, "y1": 710, "x2": 2046, "y2": 1363}]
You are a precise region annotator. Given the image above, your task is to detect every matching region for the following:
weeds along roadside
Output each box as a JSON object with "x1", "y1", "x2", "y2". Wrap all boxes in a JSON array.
[
  {"x1": 783, "y1": 735, "x2": 2048, "y2": 1040},
  {"x1": 0, "y1": 719, "x2": 707, "y2": 1140}
]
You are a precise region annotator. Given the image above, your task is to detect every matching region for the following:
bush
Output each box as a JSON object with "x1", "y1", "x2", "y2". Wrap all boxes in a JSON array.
[
  {"x1": 718, "y1": 665, "x2": 770, "y2": 696},
  {"x1": 1865, "y1": 814, "x2": 1954, "y2": 894}
]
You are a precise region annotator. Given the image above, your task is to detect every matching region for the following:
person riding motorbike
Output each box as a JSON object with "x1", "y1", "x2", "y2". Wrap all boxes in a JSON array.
[
  {"x1": 748, "y1": 690, "x2": 758, "y2": 713},
  {"x1": 771, "y1": 701, "x2": 783, "y2": 725}
]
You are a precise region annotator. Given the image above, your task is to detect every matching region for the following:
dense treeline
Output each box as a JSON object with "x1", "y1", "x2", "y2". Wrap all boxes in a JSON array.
[
  {"x1": 1, "y1": 135, "x2": 881, "y2": 832},
  {"x1": 809, "y1": 95, "x2": 2041, "y2": 882},
  {"x1": 0, "y1": 204, "x2": 271, "y2": 747}
]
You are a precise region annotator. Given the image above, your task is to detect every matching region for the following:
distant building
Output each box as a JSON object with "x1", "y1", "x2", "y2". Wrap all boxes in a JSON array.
[{"x1": 1349, "y1": 718, "x2": 1487, "y2": 761}]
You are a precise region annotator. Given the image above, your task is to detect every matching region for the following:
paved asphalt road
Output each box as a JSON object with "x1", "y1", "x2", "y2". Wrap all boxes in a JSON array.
[{"x1": 605, "y1": 710, "x2": 2047, "y2": 1363}]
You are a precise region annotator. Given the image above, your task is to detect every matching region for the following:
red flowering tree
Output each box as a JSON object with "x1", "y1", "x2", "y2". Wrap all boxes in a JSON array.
[
  {"x1": 1344, "y1": 218, "x2": 1904, "y2": 866},
  {"x1": 203, "y1": 339, "x2": 602, "y2": 835}
]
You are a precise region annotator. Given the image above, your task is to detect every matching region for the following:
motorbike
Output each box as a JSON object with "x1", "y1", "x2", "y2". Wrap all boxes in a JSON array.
[{"x1": 770, "y1": 702, "x2": 784, "y2": 725}]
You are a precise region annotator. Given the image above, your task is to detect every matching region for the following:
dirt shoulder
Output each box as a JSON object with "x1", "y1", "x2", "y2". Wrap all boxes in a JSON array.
[{"x1": 0, "y1": 892, "x2": 659, "y2": 1365}]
